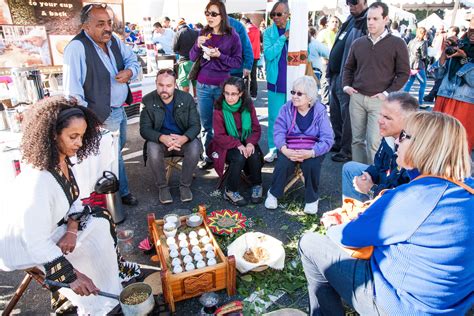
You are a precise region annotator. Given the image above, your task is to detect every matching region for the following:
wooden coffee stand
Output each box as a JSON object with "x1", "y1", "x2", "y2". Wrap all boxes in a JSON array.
[{"x1": 147, "y1": 207, "x2": 236, "y2": 312}]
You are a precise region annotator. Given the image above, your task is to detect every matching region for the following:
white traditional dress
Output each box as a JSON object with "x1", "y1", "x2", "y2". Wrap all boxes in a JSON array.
[{"x1": 0, "y1": 162, "x2": 135, "y2": 315}]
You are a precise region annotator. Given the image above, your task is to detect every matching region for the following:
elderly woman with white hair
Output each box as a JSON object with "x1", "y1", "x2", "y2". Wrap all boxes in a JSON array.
[{"x1": 265, "y1": 76, "x2": 334, "y2": 214}]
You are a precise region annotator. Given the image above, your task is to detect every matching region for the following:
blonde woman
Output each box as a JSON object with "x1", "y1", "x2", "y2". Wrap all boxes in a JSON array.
[{"x1": 299, "y1": 111, "x2": 473, "y2": 315}]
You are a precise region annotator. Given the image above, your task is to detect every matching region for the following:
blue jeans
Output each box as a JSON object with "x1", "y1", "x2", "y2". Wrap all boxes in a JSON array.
[
  {"x1": 299, "y1": 233, "x2": 385, "y2": 316},
  {"x1": 342, "y1": 161, "x2": 370, "y2": 202},
  {"x1": 102, "y1": 107, "x2": 130, "y2": 197},
  {"x1": 196, "y1": 82, "x2": 222, "y2": 159},
  {"x1": 404, "y1": 69, "x2": 427, "y2": 105},
  {"x1": 269, "y1": 154, "x2": 325, "y2": 203}
]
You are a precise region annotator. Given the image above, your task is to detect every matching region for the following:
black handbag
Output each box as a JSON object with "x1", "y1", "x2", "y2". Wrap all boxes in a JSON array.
[{"x1": 187, "y1": 57, "x2": 202, "y2": 81}]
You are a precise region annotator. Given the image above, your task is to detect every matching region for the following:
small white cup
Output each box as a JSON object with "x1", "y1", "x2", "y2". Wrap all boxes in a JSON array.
[
  {"x1": 180, "y1": 247, "x2": 190, "y2": 256},
  {"x1": 206, "y1": 251, "x2": 215, "y2": 259},
  {"x1": 166, "y1": 237, "x2": 176, "y2": 246},
  {"x1": 183, "y1": 254, "x2": 193, "y2": 264},
  {"x1": 168, "y1": 243, "x2": 178, "y2": 251},
  {"x1": 196, "y1": 260, "x2": 206, "y2": 269},
  {"x1": 192, "y1": 245, "x2": 201, "y2": 254},
  {"x1": 198, "y1": 228, "x2": 207, "y2": 237},
  {"x1": 200, "y1": 236, "x2": 211, "y2": 245},
  {"x1": 204, "y1": 244, "x2": 214, "y2": 252},
  {"x1": 172, "y1": 257, "x2": 182, "y2": 267},
  {"x1": 170, "y1": 249, "x2": 179, "y2": 258},
  {"x1": 194, "y1": 253, "x2": 203, "y2": 261},
  {"x1": 179, "y1": 240, "x2": 189, "y2": 248},
  {"x1": 173, "y1": 265, "x2": 183, "y2": 274},
  {"x1": 188, "y1": 231, "x2": 198, "y2": 239},
  {"x1": 207, "y1": 258, "x2": 217, "y2": 266},
  {"x1": 178, "y1": 232, "x2": 187, "y2": 241},
  {"x1": 185, "y1": 262, "x2": 195, "y2": 271}
]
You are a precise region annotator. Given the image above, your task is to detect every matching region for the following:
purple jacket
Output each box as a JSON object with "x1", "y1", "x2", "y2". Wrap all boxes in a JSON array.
[
  {"x1": 189, "y1": 29, "x2": 242, "y2": 86},
  {"x1": 274, "y1": 100, "x2": 334, "y2": 156}
]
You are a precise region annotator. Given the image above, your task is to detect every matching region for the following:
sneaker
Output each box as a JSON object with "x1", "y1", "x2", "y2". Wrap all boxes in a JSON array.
[
  {"x1": 423, "y1": 95, "x2": 434, "y2": 103},
  {"x1": 159, "y1": 187, "x2": 173, "y2": 204},
  {"x1": 264, "y1": 190, "x2": 278, "y2": 209},
  {"x1": 250, "y1": 185, "x2": 263, "y2": 204},
  {"x1": 121, "y1": 193, "x2": 138, "y2": 206},
  {"x1": 224, "y1": 189, "x2": 248, "y2": 206},
  {"x1": 304, "y1": 200, "x2": 319, "y2": 214},
  {"x1": 264, "y1": 150, "x2": 278, "y2": 163},
  {"x1": 198, "y1": 160, "x2": 214, "y2": 170},
  {"x1": 180, "y1": 186, "x2": 193, "y2": 202},
  {"x1": 331, "y1": 152, "x2": 352, "y2": 163}
]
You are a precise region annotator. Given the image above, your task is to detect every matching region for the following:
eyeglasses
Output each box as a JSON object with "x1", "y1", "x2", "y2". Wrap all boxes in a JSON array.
[
  {"x1": 204, "y1": 11, "x2": 221, "y2": 17},
  {"x1": 223, "y1": 91, "x2": 241, "y2": 97},
  {"x1": 270, "y1": 12, "x2": 286, "y2": 18},
  {"x1": 398, "y1": 130, "x2": 412, "y2": 143},
  {"x1": 157, "y1": 68, "x2": 176, "y2": 77},
  {"x1": 81, "y1": 3, "x2": 108, "y2": 24},
  {"x1": 290, "y1": 90, "x2": 305, "y2": 97}
]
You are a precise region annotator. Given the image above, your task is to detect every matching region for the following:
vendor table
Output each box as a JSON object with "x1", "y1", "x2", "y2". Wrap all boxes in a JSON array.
[{"x1": 0, "y1": 129, "x2": 119, "y2": 201}]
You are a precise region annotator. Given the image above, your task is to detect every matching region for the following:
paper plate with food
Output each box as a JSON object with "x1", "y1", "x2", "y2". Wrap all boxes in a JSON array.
[{"x1": 227, "y1": 232, "x2": 285, "y2": 273}]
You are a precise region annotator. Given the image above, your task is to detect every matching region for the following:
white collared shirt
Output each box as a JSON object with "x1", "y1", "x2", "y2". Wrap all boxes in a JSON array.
[{"x1": 368, "y1": 28, "x2": 389, "y2": 45}]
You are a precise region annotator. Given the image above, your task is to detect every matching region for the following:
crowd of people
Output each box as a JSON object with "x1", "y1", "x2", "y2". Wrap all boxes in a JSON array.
[{"x1": 0, "y1": 0, "x2": 473, "y2": 315}]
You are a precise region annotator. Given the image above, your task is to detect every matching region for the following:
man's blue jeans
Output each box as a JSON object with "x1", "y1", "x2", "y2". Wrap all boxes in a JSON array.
[
  {"x1": 196, "y1": 82, "x2": 222, "y2": 160},
  {"x1": 299, "y1": 233, "x2": 385, "y2": 316},
  {"x1": 342, "y1": 161, "x2": 370, "y2": 202},
  {"x1": 102, "y1": 106, "x2": 130, "y2": 197}
]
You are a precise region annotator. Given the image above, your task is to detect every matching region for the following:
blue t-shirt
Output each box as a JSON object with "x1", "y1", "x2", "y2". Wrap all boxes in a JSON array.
[
  {"x1": 160, "y1": 99, "x2": 183, "y2": 135},
  {"x1": 296, "y1": 106, "x2": 314, "y2": 133},
  {"x1": 267, "y1": 27, "x2": 288, "y2": 94}
]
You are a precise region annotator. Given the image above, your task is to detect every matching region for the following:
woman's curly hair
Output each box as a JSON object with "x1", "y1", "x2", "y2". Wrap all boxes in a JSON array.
[{"x1": 21, "y1": 96, "x2": 102, "y2": 170}]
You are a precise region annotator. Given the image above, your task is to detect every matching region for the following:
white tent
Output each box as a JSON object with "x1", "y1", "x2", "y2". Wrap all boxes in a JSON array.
[{"x1": 418, "y1": 12, "x2": 446, "y2": 28}]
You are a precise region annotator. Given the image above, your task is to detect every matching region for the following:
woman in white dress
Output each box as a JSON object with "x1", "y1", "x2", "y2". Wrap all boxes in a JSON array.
[{"x1": 0, "y1": 96, "x2": 139, "y2": 314}]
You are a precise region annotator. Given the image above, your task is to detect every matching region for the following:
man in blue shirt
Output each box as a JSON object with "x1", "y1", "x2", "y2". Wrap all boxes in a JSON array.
[
  {"x1": 342, "y1": 92, "x2": 418, "y2": 202},
  {"x1": 63, "y1": 4, "x2": 140, "y2": 206},
  {"x1": 152, "y1": 22, "x2": 175, "y2": 55},
  {"x1": 139, "y1": 69, "x2": 201, "y2": 204}
]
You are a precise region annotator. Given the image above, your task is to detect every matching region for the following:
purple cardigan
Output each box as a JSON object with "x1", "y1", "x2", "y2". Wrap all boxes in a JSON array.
[
  {"x1": 189, "y1": 29, "x2": 242, "y2": 86},
  {"x1": 274, "y1": 100, "x2": 334, "y2": 156}
]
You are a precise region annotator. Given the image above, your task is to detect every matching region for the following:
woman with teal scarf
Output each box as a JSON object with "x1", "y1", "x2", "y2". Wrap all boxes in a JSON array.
[{"x1": 207, "y1": 77, "x2": 263, "y2": 206}]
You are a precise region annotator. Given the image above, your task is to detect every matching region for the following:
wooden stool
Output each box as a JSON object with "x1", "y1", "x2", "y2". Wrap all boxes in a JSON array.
[
  {"x1": 3, "y1": 267, "x2": 47, "y2": 316},
  {"x1": 165, "y1": 156, "x2": 183, "y2": 184},
  {"x1": 284, "y1": 164, "x2": 304, "y2": 193}
]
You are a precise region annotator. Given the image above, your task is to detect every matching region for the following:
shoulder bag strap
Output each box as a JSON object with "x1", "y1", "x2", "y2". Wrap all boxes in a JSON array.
[{"x1": 414, "y1": 175, "x2": 474, "y2": 194}]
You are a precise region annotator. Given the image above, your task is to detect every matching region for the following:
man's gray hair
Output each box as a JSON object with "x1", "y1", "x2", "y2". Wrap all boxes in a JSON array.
[
  {"x1": 293, "y1": 76, "x2": 318, "y2": 105},
  {"x1": 386, "y1": 91, "x2": 418, "y2": 113}
]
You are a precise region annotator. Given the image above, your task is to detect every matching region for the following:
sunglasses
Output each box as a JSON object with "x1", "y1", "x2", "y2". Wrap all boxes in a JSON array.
[
  {"x1": 81, "y1": 3, "x2": 108, "y2": 23},
  {"x1": 290, "y1": 90, "x2": 305, "y2": 97},
  {"x1": 83, "y1": 3, "x2": 107, "y2": 15},
  {"x1": 204, "y1": 11, "x2": 220, "y2": 17},
  {"x1": 157, "y1": 68, "x2": 176, "y2": 77},
  {"x1": 398, "y1": 130, "x2": 412, "y2": 143},
  {"x1": 270, "y1": 12, "x2": 286, "y2": 18}
]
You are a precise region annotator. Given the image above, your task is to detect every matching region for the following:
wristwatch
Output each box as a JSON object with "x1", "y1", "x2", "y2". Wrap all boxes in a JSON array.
[{"x1": 368, "y1": 185, "x2": 377, "y2": 200}]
